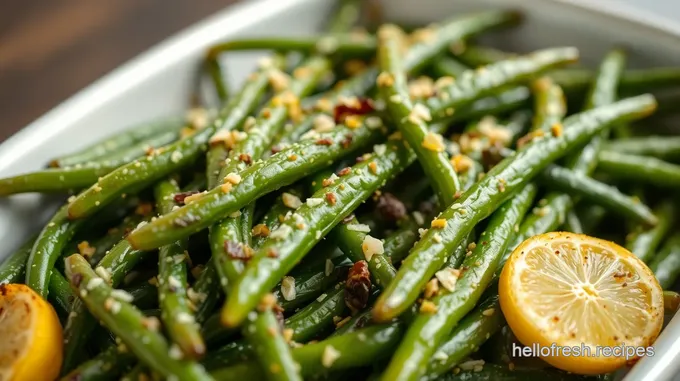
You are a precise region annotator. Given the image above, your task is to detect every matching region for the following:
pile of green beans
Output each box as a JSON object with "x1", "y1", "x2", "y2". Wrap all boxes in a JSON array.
[{"x1": 3, "y1": 1, "x2": 680, "y2": 380}]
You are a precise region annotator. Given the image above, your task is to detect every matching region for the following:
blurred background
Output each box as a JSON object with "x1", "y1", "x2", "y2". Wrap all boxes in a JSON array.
[
  {"x1": 0, "y1": 0, "x2": 236, "y2": 142},
  {"x1": 0, "y1": 0, "x2": 677, "y2": 142}
]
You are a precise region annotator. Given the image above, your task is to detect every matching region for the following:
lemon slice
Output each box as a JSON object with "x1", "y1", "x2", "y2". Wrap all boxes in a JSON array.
[
  {"x1": 499, "y1": 232, "x2": 663, "y2": 374},
  {"x1": 0, "y1": 284, "x2": 63, "y2": 381}
]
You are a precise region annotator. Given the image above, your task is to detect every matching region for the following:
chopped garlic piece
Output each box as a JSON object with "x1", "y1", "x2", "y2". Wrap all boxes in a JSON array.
[
  {"x1": 361, "y1": 235, "x2": 384, "y2": 261},
  {"x1": 282, "y1": 192, "x2": 302, "y2": 209},
  {"x1": 322, "y1": 345, "x2": 341, "y2": 368},
  {"x1": 421, "y1": 132, "x2": 445, "y2": 152},
  {"x1": 281, "y1": 276, "x2": 296, "y2": 301},
  {"x1": 346, "y1": 224, "x2": 371, "y2": 233},
  {"x1": 435, "y1": 268, "x2": 460, "y2": 292}
]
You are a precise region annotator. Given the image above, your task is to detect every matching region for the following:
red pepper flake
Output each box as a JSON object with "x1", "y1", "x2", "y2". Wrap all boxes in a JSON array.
[
  {"x1": 337, "y1": 167, "x2": 351, "y2": 177},
  {"x1": 345, "y1": 260, "x2": 371, "y2": 313},
  {"x1": 239, "y1": 153, "x2": 252, "y2": 165},
  {"x1": 267, "y1": 248, "x2": 279, "y2": 258},
  {"x1": 173, "y1": 191, "x2": 200, "y2": 205},
  {"x1": 224, "y1": 240, "x2": 253, "y2": 261},
  {"x1": 376, "y1": 192, "x2": 407, "y2": 222},
  {"x1": 315, "y1": 138, "x2": 333, "y2": 146},
  {"x1": 333, "y1": 98, "x2": 375, "y2": 123},
  {"x1": 325, "y1": 192, "x2": 337, "y2": 205},
  {"x1": 341, "y1": 134, "x2": 353, "y2": 149}
]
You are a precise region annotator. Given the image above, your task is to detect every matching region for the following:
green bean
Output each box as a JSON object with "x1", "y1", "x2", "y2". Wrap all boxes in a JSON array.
[
  {"x1": 501, "y1": 194, "x2": 572, "y2": 268},
  {"x1": 409, "y1": 12, "x2": 521, "y2": 74},
  {"x1": 424, "y1": 294, "x2": 505, "y2": 379},
  {"x1": 597, "y1": 150, "x2": 680, "y2": 188},
  {"x1": 64, "y1": 254, "x2": 212, "y2": 380},
  {"x1": 48, "y1": 270, "x2": 76, "y2": 318},
  {"x1": 446, "y1": 87, "x2": 531, "y2": 123},
  {"x1": 25, "y1": 205, "x2": 85, "y2": 297},
  {"x1": 382, "y1": 185, "x2": 536, "y2": 381},
  {"x1": 273, "y1": 250, "x2": 351, "y2": 311},
  {"x1": 252, "y1": 187, "x2": 305, "y2": 249},
  {"x1": 206, "y1": 55, "x2": 285, "y2": 189},
  {"x1": 0, "y1": 238, "x2": 76, "y2": 318},
  {"x1": 383, "y1": 222, "x2": 420, "y2": 264},
  {"x1": 98, "y1": 128, "x2": 184, "y2": 166},
  {"x1": 208, "y1": 35, "x2": 375, "y2": 58},
  {"x1": 566, "y1": 49, "x2": 626, "y2": 173},
  {"x1": 664, "y1": 290, "x2": 680, "y2": 314},
  {"x1": 60, "y1": 345, "x2": 136, "y2": 381},
  {"x1": 212, "y1": 57, "x2": 331, "y2": 293},
  {"x1": 378, "y1": 26, "x2": 460, "y2": 207},
  {"x1": 0, "y1": 235, "x2": 37, "y2": 284},
  {"x1": 504, "y1": 50, "x2": 626, "y2": 262},
  {"x1": 330, "y1": 309, "x2": 373, "y2": 337},
  {"x1": 578, "y1": 204, "x2": 608, "y2": 234},
  {"x1": 49, "y1": 117, "x2": 185, "y2": 168},
  {"x1": 563, "y1": 210, "x2": 584, "y2": 234},
  {"x1": 210, "y1": 323, "x2": 404, "y2": 379},
  {"x1": 202, "y1": 340, "x2": 253, "y2": 370},
  {"x1": 531, "y1": 77, "x2": 567, "y2": 130},
  {"x1": 539, "y1": 164, "x2": 656, "y2": 225},
  {"x1": 119, "y1": 363, "x2": 153, "y2": 381},
  {"x1": 129, "y1": 11, "x2": 520, "y2": 247},
  {"x1": 329, "y1": 213, "x2": 396, "y2": 288},
  {"x1": 318, "y1": 10, "x2": 522, "y2": 103},
  {"x1": 202, "y1": 274, "x2": 348, "y2": 348},
  {"x1": 325, "y1": 0, "x2": 361, "y2": 33},
  {"x1": 433, "y1": 57, "x2": 533, "y2": 133},
  {"x1": 268, "y1": 117, "x2": 315, "y2": 156},
  {"x1": 126, "y1": 282, "x2": 158, "y2": 310},
  {"x1": 192, "y1": 264, "x2": 222, "y2": 325},
  {"x1": 284, "y1": 285, "x2": 348, "y2": 343},
  {"x1": 154, "y1": 179, "x2": 205, "y2": 359},
  {"x1": 128, "y1": 120, "x2": 384, "y2": 250},
  {"x1": 373, "y1": 94, "x2": 657, "y2": 322},
  {"x1": 67, "y1": 62, "x2": 284, "y2": 220},
  {"x1": 434, "y1": 364, "x2": 592, "y2": 381},
  {"x1": 458, "y1": 45, "x2": 680, "y2": 94},
  {"x1": 243, "y1": 309, "x2": 303, "y2": 381},
  {"x1": 205, "y1": 55, "x2": 229, "y2": 103},
  {"x1": 626, "y1": 201, "x2": 675, "y2": 263},
  {"x1": 87, "y1": 214, "x2": 144, "y2": 265},
  {"x1": 427, "y1": 47, "x2": 579, "y2": 122},
  {"x1": 650, "y1": 235, "x2": 680, "y2": 288},
  {"x1": 240, "y1": 203, "x2": 255, "y2": 247},
  {"x1": 62, "y1": 226, "x2": 152, "y2": 373},
  {"x1": 221, "y1": 128, "x2": 435, "y2": 327},
  {"x1": 0, "y1": 164, "x2": 120, "y2": 195},
  {"x1": 603, "y1": 136, "x2": 680, "y2": 160}
]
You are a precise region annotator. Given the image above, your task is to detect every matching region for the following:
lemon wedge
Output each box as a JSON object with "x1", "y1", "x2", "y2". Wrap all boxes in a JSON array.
[
  {"x1": 0, "y1": 284, "x2": 63, "y2": 381},
  {"x1": 499, "y1": 232, "x2": 663, "y2": 374}
]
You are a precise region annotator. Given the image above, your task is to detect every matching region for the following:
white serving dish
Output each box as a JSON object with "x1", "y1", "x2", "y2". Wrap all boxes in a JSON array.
[{"x1": 1, "y1": 0, "x2": 679, "y2": 379}]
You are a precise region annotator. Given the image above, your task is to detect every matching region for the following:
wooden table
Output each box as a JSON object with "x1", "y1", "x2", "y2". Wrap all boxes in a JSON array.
[{"x1": 0, "y1": 0, "x2": 237, "y2": 142}]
